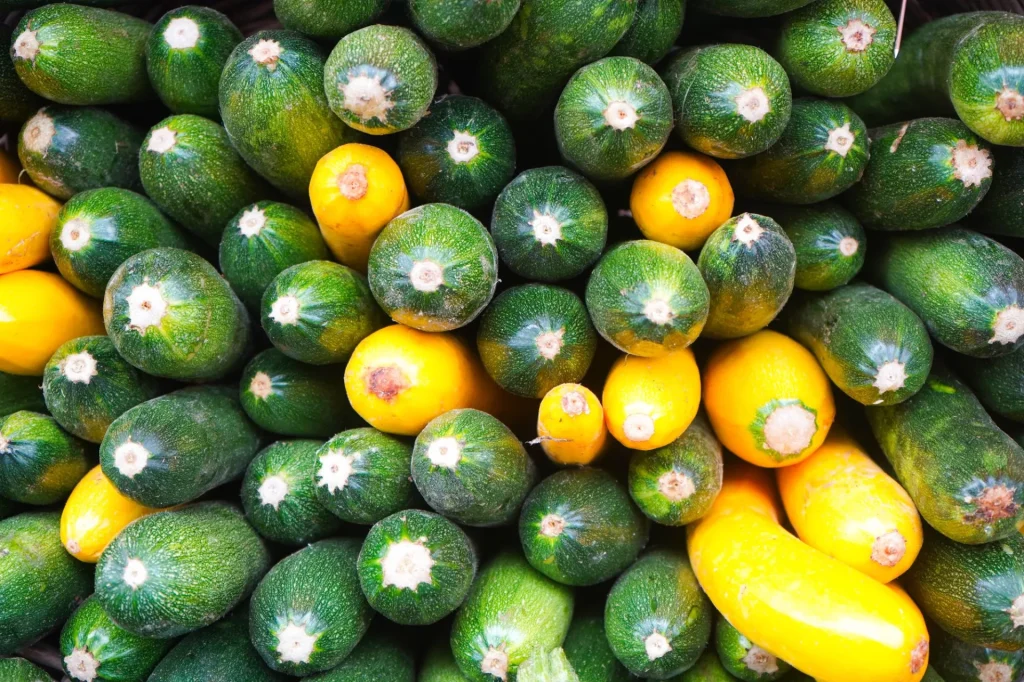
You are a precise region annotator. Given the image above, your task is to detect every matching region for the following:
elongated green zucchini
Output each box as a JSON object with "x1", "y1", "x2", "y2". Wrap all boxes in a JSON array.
[
  {"x1": 773, "y1": 203, "x2": 865, "y2": 292},
  {"x1": 610, "y1": 0, "x2": 685, "y2": 66},
  {"x1": 409, "y1": 0, "x2": 521, "y2": 50},
  {"x1": 690, "y1": 0, "x2": 813, "y2": 17},
  {"x1": 562, "y1": 609, "x2": 635, "y2": 682},
  {"x1": 273, "y1": 0, "x2": 388, "y2": 41},
  {"x1": 959, "y1": 347, "x2": 1024, "y2": 423},
  {"x1": 0, "y1": 659, "x2": 55, "y2": 682},
  {"x1": 970, "y1": 146, "x2": 1024, "y2": 238},
  {"x1": 303, "y1": 625, "x2": 416, "y2": 682},
  {"x1": 0, "y1": 25, "x2": 43, "y2": 123}
]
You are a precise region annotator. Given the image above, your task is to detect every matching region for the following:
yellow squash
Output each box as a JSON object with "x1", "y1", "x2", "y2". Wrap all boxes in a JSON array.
[
  {"x1": 536, "y1": 383, "x2": 607, "y2": 465},
  {"x1": 0, "y1": 184, "x2": 60, "y2": 274},
  {"x1": 0, "y1": 148, "x2": 21, "y2": 183},
  {"x1": 703, "y1": 330, "x2": 835, "y2": 468},
  {"x1": 309, "y1": 142, "x2": 409, "y2": 272},
  {"x1": 687, "y1": 461, "x2": 930, "y2": 682}
]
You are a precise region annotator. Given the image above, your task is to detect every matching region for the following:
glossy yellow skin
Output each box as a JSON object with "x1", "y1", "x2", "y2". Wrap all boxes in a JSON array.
[
  {"x1": 0, "y1": 148, "x2": 21, "y2": 183},
  {"x1": 703, "y1": 330, "x2": 835, "y2": 468},
  {"x1": 309, "y1": 143, "x2": 409, "y2": 272},
  {"x1": 687, "y1": 461, "x2": 931, "y2": 682},
  {"x1": 0, "y1": 184, "x2": 60, "y2": 275},
  {"x1": 603, "y1": 348, "x2": 701, "y2": 451},
  {"x1": 630, "y1": 151, "x2": 734, "y2": 252},
  {"x1": 0, "y1": 270, "x2": 105, "y2": 375},
  {"x1": 536, "y1": 383, "x2": 607, "y2": 465}
]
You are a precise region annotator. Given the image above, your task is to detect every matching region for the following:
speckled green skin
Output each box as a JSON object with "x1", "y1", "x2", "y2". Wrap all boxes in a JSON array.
[
  {"x1": 146, "y1": 7, "x2": 241, "y2": 118},
  {"x1": 782, "y1": 283, "x2": 933, "y2": 406},
  {"x1": 397, "y1": 95, "x2": 516, "y2": 211},
  {"x1": 518, "y1": 648, "x2": 580, "y2": 682},
  {"x1": 422, "y1": 640, "x2": 475, "y2": 682},
  {"x1": 477, "y1": 285, "x2": 597, "y2": 399},
  {"x1": 324, "y1": 25, "x2": 437, "y2": 135},
  {"x1": 0, "y1": 25, "x2": 43, "y2": 123},
  {"x1": 674, "y1": 650, "x2": 739, "y2": 682},
  {"x1": 220, "y1": 31, "x2": 359, "y2": 198},
  {"x1": 610, "y1": 0, "x2": 685, "y2": 66},
  {"x1": 368, "y1": 204, "x2": 498, "y2": 332},
  {"x1": 868, "y1": 227, "x2": 1024, "y2": 358},
  {"x1": 922, "y1": 668, "x2": 947, "y2": 682},
  {"x1": 662, "y1": 45, "x2": 792, "y2": 159},
  {"x1": 262, "y1": 260, "x2": 384, "y2": 365},
  {"x1": 866, "y1": 366, "x2": 1024, "y2": 545},
  {"x1": 697, "y1": 214, "x2": 796, "y2": 339},
  {"x1": 727, "y1": 99, "x2": 869, "y2": 204},
  {"x1": 358, "y1": 509, "x2": 477, "y2": 625},
  {"x1": 586, "y1": 240, "x2": 709, "y2": 357},
  {"x1": 563, "y1": 611, "x2": 636, "y2": 682},
  {"x1": 689, "y1": 0, "x2": 812, "y2": 17},
  {"x1": 103, "y1": 248, "x2": 251, "y2": 382},
  {"x1": 100, "y1": 387, "x2": 261, "y2": 507},
  {"x1": 960, "y1": 346, "x2": 1024, "y2": 423},
  {"x1": 604, "y1": 550, "x2": 712, "y2": 678},
  {"x1": 409, "y1": 0, "x2": 520, "y2": 51},
  {"x1": 0, "y1": 410, "x2": 88, "y2": 505},
  {"x1": 929, "y1": 627, "x2": 1023, "y2": 682},
  {"x1": 11, "y1": 5, "x2": 152, "y2": 105},
  {"x1": 304, "y1": 626, "x2": 416, "y2": 682},
  {"x1": 18, "y1": 106, "x2": 142, "y2": 200},
  {"x1": 478, "y1": 0, "x2": 637, "y2": 120},
  {"x1": 51, "y1": 188, "x2": 191, "y2": 298},
  {"x1": 555, "y1": 57, "x2": 673, "y2": 181},
  {"x1": 773, "y1": 203, "x2": 865, "y2": 291},
  {"x1": 519, "y1": 467, "x2": 648, "y2": 587},
  {"x1": 451, "y1": 551, "x2": 574, "y2": 682},
  {"x1": 241, "y1": 440, "x2": 342, "y2": 546},
  {"x1": 140, "y1": 115, "x2": 271, "y2": 247},
  {"x1": 250, "y1": 539, "x2": 374, "y2": 676},
  {"x1": 715, "y1": 618, "x2": 791, "y2": 681},
  {"x1": 0, "y1": 512, "x2": 92, "y2": 656},
  {"x1": 776, "y1": 0, "x2": 896, "y2": 98},
  {"x1": 43, "y1": 335, "x2": 161, "y2": 444},
  {"x1": 0, "y1": 658, "x2": 54, "y2": 682},
  {"x1": 273, "y1": 0, "x2": 388, "y2": 41},
  {"x1": 412, "y1": 409, "x2": 536, "y2": 527},
  {"x1": 0, "y1": 371, "x2": 46, "y2": 419},
  {"x1": 491, "y1": 166, "x2": 607, "y2": 282},
  {"x1": 971, "y1": 146, "x2": 1024, "y2": 238}
]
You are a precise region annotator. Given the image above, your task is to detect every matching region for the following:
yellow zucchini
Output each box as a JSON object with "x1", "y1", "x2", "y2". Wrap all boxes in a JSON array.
[
  {"x1": 535, "y1": 383, "x2": 607, "y2": 466},
  {"x1": 0, "y1": 184, "x2": 60, "y2": 275}
]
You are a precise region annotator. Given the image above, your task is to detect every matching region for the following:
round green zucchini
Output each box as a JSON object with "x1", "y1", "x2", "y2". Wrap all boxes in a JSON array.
[
  {"x1": 773, "y1": 203, "x2": 866, "y2": 292},
  {"x1": 409, "y1": 0, "x2": 521, "y2": 50},
  {"x1": 715, "y1": 618, "x2": 791, "y2": 682},
  {"x1": 970, "y1": 146, "x2": 1024, "y2": 239},
  {"x1": 0, "y1": 659, "x2": 54, "y2": 682},
  {"x1": 303, "y1": 626, "x2": 416, "y2": 682},
  {"x1": 689, "y1": 0, "x2": 813, "y2": 17},
  {"x1": 0, "y1": 371, "x2": 46, "y2": 419},
  {"x1": 959, "y1": 346, "x2": 1024, "y2": 423},
  {"x1": 562, "y1": 609, "x2": 636, "y2": 682},
  {"x1": 610, "y1": 0, "x2": 686, "y2": 66},
  {"x1": 420, "y1": 639, "x2": 473, "y2": 682},
  {"x1": 273, "y1": 0, "x2": 388, "y2": 41},
  {"x1": 0, "y1": 410, "x2": 88, "y2": 505},
  {"x1": 929, "y1": 627, "x2": 1024, "y2": 682},
  {"x1": 0, "y1": 25, "x2": 43, "y2": 123}
]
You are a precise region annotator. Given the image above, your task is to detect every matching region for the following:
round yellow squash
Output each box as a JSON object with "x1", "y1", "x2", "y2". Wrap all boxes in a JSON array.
[
  {"x1": 0, "y1": 184, "x2": 61, "y2": 275},
  {"x1": 536, "y1": 383, "x2": 607, "y2": 466}
]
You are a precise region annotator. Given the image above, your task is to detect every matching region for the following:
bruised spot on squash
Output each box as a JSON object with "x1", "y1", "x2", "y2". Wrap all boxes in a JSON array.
[
  {"x1": 889, "y1": 123, "x2": 909, "y2": 153},
  {"x1": 365, "y1": 365, "x2": 409, "y2": 401},
  {"x1": 909, "y1": 639, "x2": 928, "y2": 675},
  {"x1": 974, "y1": 484, "x2": 1018, "y2": 521}
]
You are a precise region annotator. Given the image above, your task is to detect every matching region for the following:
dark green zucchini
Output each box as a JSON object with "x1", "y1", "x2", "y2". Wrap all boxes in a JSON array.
[
  {"x1": 409, "y1": 0, "x2": 521, "y2": 51},
  {"x1": 518, "y1": 648, "x2": 580, "y2": 682},
  {"x1": 303, "y1": 625, "x2": 415, "y2": 682},
  {"x1": 0, "y1": 25, "x2": 43, "y2": 123},
  {"x1": 562, "y1": 610, "x2": 636, "y2": 682},
  {"x1": 0, "y1": 410, "x2": 88, "y2": 505},
  {"x1": 0, "y1": 659, "x2": 54, "y2": 682},
  {"x1": 0, "y1": 371, "x2": 46, "y2": 418},
  {"x1": 689, "y1": 0, "x2": 813, "y2": 17},
  {"x1": 959, "y1": 347, "x2": 1024, "y2": 423},
  {"x1": 971, "y1": 146, "x2": 1024, "y2": 239},
  {"x1": 773, "y1": 203, "x2": 865, "y2": 292},
  {"x1": 929, "y1": 627, "x2": 1023, "y2": 682},
  {"x1": 273, "y1": 0, "x2": 388, "y2": 41},
  {"x1": 715, "y1": 618, "x2": 791, "y2": 682},
  {"x1": 675, "y1": 649, "x2": 740, "y2": 682},
  {"x1": 610, "y1": 0, "x2": 685, "y2": 66}
]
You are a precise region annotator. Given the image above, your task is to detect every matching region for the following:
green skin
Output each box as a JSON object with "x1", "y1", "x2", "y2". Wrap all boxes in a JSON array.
[
  {"x1": 662, "y1": 45, "x2": 793, "y2": 159},
  {"x1": 555, "y1": 56, "x2": 673, "y2": 181},
  {"x1": 697, "y1": 214, "x2": 796, "y2": 339},
  {"x1": 627, "y1": 413, "x2": 723, "y2": 526},
  {"x1": 324, "y1": 25, "x2": 437, "y2": 135},
  {"x1": 672, "y1": 650, "x2": 739, "y2": 682},
  {"x1": 273, "y1": 0, "x2": 389, "y2": 41},
  {"x1": 477, "y1": 284, "x2": 597, "y2": 399},
  {"x1": 490, "y1": 166, "x2": 608, "y2": 282},
  {"x1": 0, "y1": 25, "x2": 43, "y2": 123},
  {"x1": 0, "y1": 512, "x2": 93, "y2": 656},
  {"x1": 412, "y1": 409, "x2": 536, "y2": 527},
  {"x1": 970, "y1": 146, "x2": 1024, "y2": 238},
  {"x1": 50, "y1": 188, "x2": 191, "y2": 298},
  {"x1": 604, "y1": 549, "x2": 713, "y2": 678},
  {"x1": 313, "y1": 427, "x2": 416, "y2": 525},
  {"x1": 18, "y1": 106, "x2": 142, "y2": 200},
  {"x1": 358, "y1": 509, "x2": 478, "y2": 625},
  {"x1": 409, "y1": 0, "x2": 521, "y2": 51},
  {"x1": 782, "y1": 283, "x2": 934, "y2": 407},
  {"x1": 776, "y1": 0, "x2": 897, "y2": 98},
  {"x1": 609, "y1": 0, "x2": 685, "y2": 66},
  {"x1": 0, "y1": 371, "x2": 46, "y2": 418},
  {"x1": 0, "y1": 659, "x2": 54, "y2": 682},
  {"x1": 922, "y1": 669, "x2": 946, "y2": 682},
  {"x1": 0, "y1": 410, "x2": 88, "y2": 505},
  {"x1": 140, "y1": 115, "x2": 272, "y2": 248},
  {"x1": 422, "y1": 640, "x2": 475, "y2": 682},
  {"x1": 519, "y1": 467, "x2": 649, "y2": 587},
  {"x1": 103, "y1": 248, "x2": 251, "y2": 382},
  {"x1": 868, "y1": 227, "x2": 1024, "y2": 358},
  {"x1": 518, "y1": 649, "x2": 580, "y2": 682},
  {"x1": 563, "y1": 611, "x2": 636, "y2": 682},
  {"x1": 220, "y1": 30, "x2": 359, "y2": 199},
  {"x1": 146, "y1": 7, "x2": 242, "y2": 118},
  {"x1": 959, "y1": 346, "x2": 1024, "y2": 423},
  {"x1": 586, "y1": 240, "x2": 709, "y2": 357},
  {"x1": 368, "y1": 204, "x2": 498, "y2": 332},
  {"x1": 303, "y1": 626, "x2": 415, "y2": 682},
  {"x1": 478, "y1": 0, "x2": 637, "y2": 120},
  {"x1": 715, "y1": 618, "x2": 791, "y2": 682},
  {"x1": 11, "y1": 4, "x2": 152, "y2": 105},
  {"x1": 100, "y1": 386, "x2": 262, "y2": 508},
  {"x1": 773, "y1": 203, "x2": 865, "y2": 292},
  {"x1": 929, "y1": 628, "x2": 1023, "y2": 682},
  {"x1": 249, "y1": 539, "x2": 374, "y2": 676},
  {"x1": 397, "y1": 95, "x2": 516, "y2": 211},
  {"x1": 688, "y1": 0, "x2": 812, "y2": 17},
  {"x1": 451, "y1": 551, "x2": 574, "y2": 682},
  {"x1": 866, "y1": 366, "x2": 1024, "y2": 545},
  {"x1": 726, "y1": 98, "x2": 869, "y2": 205},
  {"x1": 43, "y1": 335, "x2": 162, "y2": 444},
  {"x1": 240, "y1": 440, "x2": 343, "y2": 546}
]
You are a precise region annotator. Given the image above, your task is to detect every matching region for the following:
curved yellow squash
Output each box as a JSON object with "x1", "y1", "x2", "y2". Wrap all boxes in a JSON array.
[
  {"x1": 687, "y1": 461, "x2": 930, "y2": 682},
  {"x1": 536, "y1": 383, "x2": 607, "y2": 466},
  {"x1": 0, "y1": 184, "x2": 61, "y2": 275}
]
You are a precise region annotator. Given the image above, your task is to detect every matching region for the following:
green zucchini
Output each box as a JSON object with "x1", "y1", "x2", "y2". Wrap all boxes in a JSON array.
[
  {"x1": 959, "y1": 347, "x2": 1024, "y2": 423},
  {"x1": 562, "y1": 610, "x2": 635, "y2": 682},
  {"x1": 773, "y1": 203, "x2": 865, "y2": 292},
  {"x1": 422, "y1": 639, "x2": 475, "y2": 682},
  {"x1": 0, "y1": 371, "x2": 46, "y2": 419},
  {"x1": 303, "y1": 625, "x2": 415, "y2": 682},
  {"x1": 18, "y1": 106, "x2": 142, "y2": 200},
  {"x1": 241, "y1": 440, "x2": 343, "y2": 546},
  {"x1": 689, "y1": 0, "x2": 813, "y2": 18},
  {"x1": 11, "y1": 4, "x2": 151, "y2": 105},
  {"x1": 358, "y1": 509, "x2": 477, "y2": 625},
  {"x1": 146, "y1": 7, "x2": 242, "y2": 118},
  {"x1": 139, "y1": 115, "x2": 272, "y2": 248},
  {"x1": 396, "y1": 95, "x2": 516, "y2": 211},
  {"x1": 929, "y1": 628, "x2": 1024, "y2": 682},
  {"x1": 412, "y1": 408, "x2": 536, "y2": 527},
  {"x1": 674, "y1": 649, "x2": 740, "y2": 682},
  {"x1": 970, "y1": 146, "x2": 1024, "y2": 239},
  {"x1": 662, "y1": 44, "x2": 792, "y2": 159},
  {"x1": 610, "y1": 0, "x2": 685, "y2": 66},
  {"x1": 518, "y1": 649, "x2": 580, "y2": 682},
  {"x1": 866, "y1": 365, "x2": 1024, "y2": 544},
  {"x1": 324, "y1": 25, "x2": 437, "y2": 135},
  {"x1": 490, "y1": 166, "x2": 608, "y2": 282},
  {"x1": 100, "y1": 386, "x2": 261, "y2": 508},
  {"x1": 0, "y1": 659, "x2": 54, "y2": 682},
  {"x1": 519, "y1": 467, "x2": 648, "y2": 586},
  {"x1": 409, "y1": 0, "x2": 521, "y2": 51},
  {"x1": 0, "y1": 25, "x2": 43, "y2": 123},
  {"x1": 261, "y1": 260, "x2": 384, "y2": 365},
  {"x1": 249, "y1": 538, "x2": 374, "y2": 676},
  {"x1": 604, "y1": 549, "x2": 713, "y2": 678},
  {"x1": 585, "y1": 239, "x2": 709, "y2": 357},
  {"x1": 367, "y1": 204, "x2": 498, "y2": 332},
  {"x1": 273, "y1": 0, "x2": 388, "y2": 41},
  {"x1": 477, "y1": 284, "x2": 597, "y2": 399},
  {"x1": 696, "y1": 213, "x2": 796, "y2": 339},
  {"x1": 715, "y1": 618, "x2": 791, "y2": 682},
  {"x1": 0, "y1": 410, "x2": 88, "y2": 505}
]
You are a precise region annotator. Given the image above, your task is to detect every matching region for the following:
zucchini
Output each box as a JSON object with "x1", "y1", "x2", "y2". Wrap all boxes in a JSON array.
[
  {"x1": 609, "y1": 0, "x2": 685, "y2": 66},
  {"x1": 518, "y1": 649, "x2": 580, "y2": 682},
  {"x1": 959, "y1": 346, "x2": 1024, "y2": 423},
  {"x1": 422, "y1": 639, "x2": 475, "y2": 682},
  {"x1": 773, "y1": 203, "x2": 865, "y2": 292},
  {"x1": 0, "y1": 659, "x2": 54, "y2": 682},
  {"x1": 0, "y1": 410, "x2": 88, "y2": 505},
  {"x1": 0, "y1": 371, "x2": 46, "y2": 418},
  {"x1": 929, "y1": 628, "x2": 1024, "y2": 682},
  {"x1": 675, "y1": 650, "x2": 740, "y2": 682},
  {"x1": 273, "y1": 0, "x2": 388, "y2": 41},
  {"x1": 971, "y1": 146, "x2": 1024, "y2": 239},
  {"x1": 0, "y1": 25, "x2": 43, "y2": 123},
  {"x1": 715, "y1": 618, "x2": 790, "y2": 682},
  {"x1": 303, "y1": 625, "x2": 415, "y2": 682},
  {"x1": 409, "y1": 0, "x2": 521, "y2": 50},
  {"x1": 536, "y1": 383, "x2": 607, "y2": 467},
  {"x1": 689, "y1": 0, "x2": 813, "y2": 18},
  {"x1": 562, "y1": 610, "x2": 635, "y2": 682}
]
